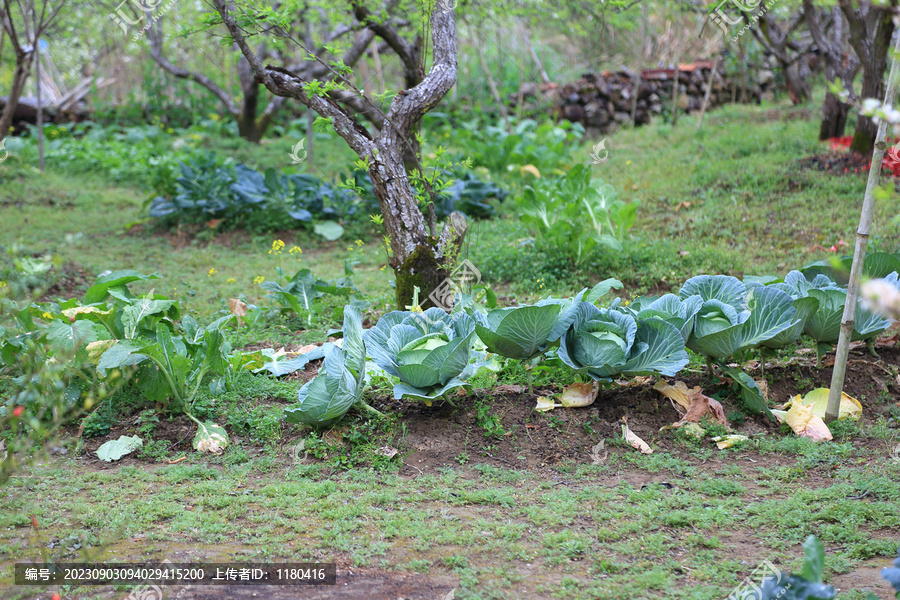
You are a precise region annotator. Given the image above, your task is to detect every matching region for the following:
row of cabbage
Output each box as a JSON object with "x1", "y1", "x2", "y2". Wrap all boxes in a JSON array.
[{"x1": 287, "y1": 256, "x2": 900, "y2": 427}]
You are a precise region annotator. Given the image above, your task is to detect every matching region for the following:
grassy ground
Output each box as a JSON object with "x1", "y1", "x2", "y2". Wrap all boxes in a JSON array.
[{"x1": 1, "y1": 97, "x2": 900, "y2": 599}]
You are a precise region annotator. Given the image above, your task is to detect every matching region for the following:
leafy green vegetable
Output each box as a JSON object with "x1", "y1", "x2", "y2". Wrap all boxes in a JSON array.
[
  {"x1": 472, "y1": 290, "x2": 586, "y2": 361},
  {"x1": 800, "y1": 251, "x2": 900, "y2": 283},
  {"x1": 778, "y1": 271, "x2": 891, "y2": 365},
  {"x1": 516, "y1": 166, "x2": 639, "y2": 264},
  {"x1": 364, "y1": 308, "x2": 476, "y2": 402},
  {"x1": 147, "y1": 152, "x2": 364, "y2": 233},
  {"x1": 192, "y1": 421, "x2": 228, "y2": 454},
  {"x1": 260, "y1": 265, "x2": 364, "y2": 326},
  {"x1": 283, "y1": 305, "x2": 371, "y2": 427},
  {"x1": 679, "y1": 276, "x2": 798, "y2": 361},
  {"x1": 882, "y1": 546, "x2": 900, "y2": 597},
  {"x1": 621, "y1": 293, "x2": 703, "y2": 343},
  {"x1": 558, "y1": 304, "x2": 689, "y2": 381}
]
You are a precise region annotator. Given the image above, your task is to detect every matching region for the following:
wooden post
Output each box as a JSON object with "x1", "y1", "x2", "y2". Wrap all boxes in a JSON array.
[{"x1": 825, "y1": 31, "x2": 900, "y2": 422}]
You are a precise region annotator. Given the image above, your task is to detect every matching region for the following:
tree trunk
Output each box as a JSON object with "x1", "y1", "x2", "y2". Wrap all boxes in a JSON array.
[
  {"x1": 0, "y1": 52, "x2": 31, "y2": 141},
  {"x1": 236, "y1": 55, "x2": 264, "y2": 144},
  {"x1": 850, "y1": 67, "x2": 885, "y2": 155},
  {"x1": 368, "y1": 136, "x2": 466, "y2": 309},
  {"x1": 783, "y1": 62, "x2": 811, "y2": 104},
  {"x1": 236, "y1": 113, "x2": 264, "y2": 143},
  {"x1": 819, "y1": 91, "x2": 850, "y2": 140}
]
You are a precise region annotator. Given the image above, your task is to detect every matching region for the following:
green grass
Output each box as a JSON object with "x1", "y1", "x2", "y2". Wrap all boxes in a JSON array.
[{"x1": 3, "y1": 442, "x2": 898, "y2": 599}]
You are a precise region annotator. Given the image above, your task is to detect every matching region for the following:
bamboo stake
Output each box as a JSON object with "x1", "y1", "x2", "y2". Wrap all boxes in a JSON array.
[{"x1": 825, "y1": 31, "x2": 900, "y2": 423}]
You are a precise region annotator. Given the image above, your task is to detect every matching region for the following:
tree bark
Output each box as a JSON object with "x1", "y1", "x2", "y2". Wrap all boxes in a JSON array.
[
  {"x1": 852, "y1": 65, "x2": 889, "y2": 154},
  {"x1": 819, "y1": 92, "x2": 850, "y2": 140},
  {"x1": 0, "y1": 52, "x2": 31, "y2": 140}
]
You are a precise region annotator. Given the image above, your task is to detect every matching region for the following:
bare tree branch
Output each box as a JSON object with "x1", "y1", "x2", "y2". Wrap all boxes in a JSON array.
[{"x1": 148, "y1": 18, "x2": 239, "y2": 114}]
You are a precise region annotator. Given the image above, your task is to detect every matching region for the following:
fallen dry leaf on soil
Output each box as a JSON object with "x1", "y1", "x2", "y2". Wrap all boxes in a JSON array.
[
  {"x1": 653, "y1": 380, "x2": 694, "y2": 412},
  {"x1": 622, "y1": 418, "x2": 653, "y2": 454},
  {"x1": 776, "y1": 402, "x2": 832, "y2": 442},
  {"x1": 654, "y1": 380, "x2": 727, "y2": 427},
  {"x1": 779, "y1": 388, "x2": 862, "y2": 421},
  {"x1": 559, "y1": 382, "x2": 599, "y2": 408},
  {"x1": 322, "y1": 427, "x2": 347, "y2": 446}
]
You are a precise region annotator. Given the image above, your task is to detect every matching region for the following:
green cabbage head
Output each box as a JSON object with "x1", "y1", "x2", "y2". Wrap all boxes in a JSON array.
[
  {"x1": 558, "y1": 303, "x2": 689, "y2": 381},
  {"x1": 364, "y1": 308, "x2": 476, "y2": 402}
]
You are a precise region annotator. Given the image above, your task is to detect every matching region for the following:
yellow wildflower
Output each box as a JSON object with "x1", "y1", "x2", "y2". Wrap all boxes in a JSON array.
[
  {"x1": 626, "y1": 160, "x2": 632, "y2": 166},
  {"x1": 208, "y1": 268, "x2": 217, "y2": 277},
  {"x1": 166, "y1": 127, "x2": 174, "y2": 134},
  {"x1": 0, "y1": 281, "x2": 6, "y2": 287},
  {"x1": 226, "y1": 278, "x2": 235, "y2": 284},
  {"x1": 380, "y1": 266, "x2": 386, "y2": 272},
  {"x1": 42, "y1": 312, "x2": 53, "y2": 320},
  {"x1": 410, "y1": 305, "x2": 423, "y2": 313},
  {"x1": 190, "y1": 133, "x2": 202, "y2": 141},
  {"x1": 209, "y1": 113, "x2": 220, "y2": 121},
  {"x1": 253, "y1": 276, "x2": 265, "y2": 284},
  {"x1": 268, "y1": 240, "x2": 285, "y2": 255},
  {"x1": 355, "y1": 239, "x2": 363, "y2": 247},
  {"x1": 289, "y1": 246, "x2": 303, "y2": 256}
]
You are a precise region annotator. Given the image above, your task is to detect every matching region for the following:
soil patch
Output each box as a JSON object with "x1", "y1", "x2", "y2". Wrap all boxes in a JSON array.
[
  {"x1": 39, "y1": 261, "x2": 93, "y2": 302},
  {"x1": 798, "y1": 151, "x2": 895, "y2": 179}
]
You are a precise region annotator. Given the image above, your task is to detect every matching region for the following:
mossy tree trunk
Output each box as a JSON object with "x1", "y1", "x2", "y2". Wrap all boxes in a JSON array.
[{"x1": 214, "y1": 0, "x2": 464, "y2": 309}]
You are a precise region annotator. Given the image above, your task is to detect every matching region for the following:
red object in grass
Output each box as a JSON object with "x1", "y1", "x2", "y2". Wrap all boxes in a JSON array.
[
  {"x1": 52, "y1": 595, "x2": 61, "y2": 600},
  {"x1": 12, "y1": 406, "x2": 24, "y2": 418}
]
